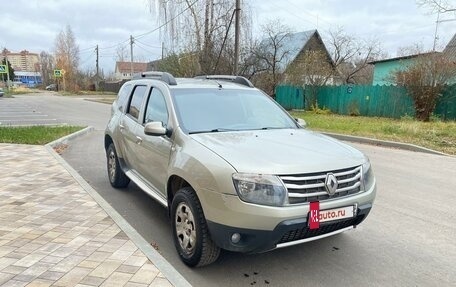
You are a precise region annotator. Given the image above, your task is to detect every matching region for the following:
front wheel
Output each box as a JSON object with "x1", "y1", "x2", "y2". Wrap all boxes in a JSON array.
[{"x1": 171, "y1": 187, "x2": 220, "y2": 267}]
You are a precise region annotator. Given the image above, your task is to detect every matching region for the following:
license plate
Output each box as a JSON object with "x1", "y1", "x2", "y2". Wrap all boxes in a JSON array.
[{"x1": 319, "y1": 206, "x2": 354, "y2": 223}]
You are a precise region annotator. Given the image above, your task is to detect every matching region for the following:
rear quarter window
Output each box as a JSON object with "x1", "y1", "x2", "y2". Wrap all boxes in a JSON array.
[{"x1": 117, "y1": 84, "x2": 133, "y2": 112}]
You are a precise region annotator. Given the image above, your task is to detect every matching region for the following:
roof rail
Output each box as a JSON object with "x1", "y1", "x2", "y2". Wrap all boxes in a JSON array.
[
  {"x1": 194, "y1": 75, "x2": 254, "y2": 88},
  {"x1": 133, "y1": 71, "x2": 177, "y2": 85}
]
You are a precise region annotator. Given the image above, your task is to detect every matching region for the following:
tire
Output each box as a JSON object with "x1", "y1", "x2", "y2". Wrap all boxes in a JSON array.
[
  {"x1": 106, "y1": 143, "x2": 130, "y2": 188},
  {"x1": 171, "y1": 187, "x2": 220, "y2": 267}
]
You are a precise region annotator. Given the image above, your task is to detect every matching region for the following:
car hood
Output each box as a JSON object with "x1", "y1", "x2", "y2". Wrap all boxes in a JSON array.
[{"x1": 190, "y1": 129, "x2": 366, "y2": 174}]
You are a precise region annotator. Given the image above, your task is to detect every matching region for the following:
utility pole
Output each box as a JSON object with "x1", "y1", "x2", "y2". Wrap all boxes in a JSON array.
[
  {"x1": 130, "y1": 35, "x2": 134, "y2": 77},
  {"x1": 432, "y1": 9, "x2": 456, "y2": 51},
  {"x1": 161, "y1": 42, "x2": 164, "y2": 60},
  {"x1": 95, "y1": 45, "x2": 100, "y2": 90},
  {"x1": 234, "y1": 0, "x2": 240, "y2": 75},
  {"x1": 433, "y1": 8, "x2": 441, "y2": 51},
  {"x1": 95, "y1": 45, "x2": 99, "y2": 77}
]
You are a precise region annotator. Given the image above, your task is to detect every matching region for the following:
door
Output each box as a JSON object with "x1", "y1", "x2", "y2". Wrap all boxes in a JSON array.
[
  {"x1": 121, "y1": 84, "x2": 148, "y2": 171},
  {"x1": 135, "y1": 87, "x2": 172, "y2": 195}
]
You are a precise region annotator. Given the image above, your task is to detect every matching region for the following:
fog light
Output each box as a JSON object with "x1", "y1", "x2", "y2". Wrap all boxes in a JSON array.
[{"x1": 231, "y1": 233, "x2": 241, "y2": 244}]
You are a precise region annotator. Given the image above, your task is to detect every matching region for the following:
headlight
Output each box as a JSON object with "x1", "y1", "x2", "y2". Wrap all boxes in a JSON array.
[
  {"x1": 362, "y1": 160, "x2": 375, "y2": 191},
  {"x1": 232, "y1": 173, "x2": 287, "y2": 206}
]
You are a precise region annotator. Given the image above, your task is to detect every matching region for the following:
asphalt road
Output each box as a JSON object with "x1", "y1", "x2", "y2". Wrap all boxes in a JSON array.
[
  {"x1": 6, "y1": 94, "x2": 455, "y2": 286},
  {"x1": 0, "y1": 93, "x2": 110, "y2": 129}
]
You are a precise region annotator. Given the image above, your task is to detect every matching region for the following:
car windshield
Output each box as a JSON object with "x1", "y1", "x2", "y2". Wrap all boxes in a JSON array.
[{"x1": 172, "y1": 88, "x2": 297, "y2": 134}]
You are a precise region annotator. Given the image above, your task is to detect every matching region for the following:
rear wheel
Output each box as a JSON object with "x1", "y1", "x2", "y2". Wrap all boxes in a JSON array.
[
  {"x1": 106, "y1": 143, "x2": 130, "y2": 188},
  {"x1": 171, "y1": 187, "x2": 220, "y2": 267}
]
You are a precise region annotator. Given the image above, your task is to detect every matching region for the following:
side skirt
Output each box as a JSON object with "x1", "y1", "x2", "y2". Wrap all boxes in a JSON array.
[{"x1": 125, "y1": 170, "x2": 168, "y2": 207}]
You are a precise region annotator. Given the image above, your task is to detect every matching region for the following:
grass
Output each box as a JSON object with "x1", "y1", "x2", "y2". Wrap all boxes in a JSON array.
[
  {"x1": 84, "y1": 98, "x2": 115, "y2": 105},
  {"x1": 290, "y1": 111, "x2": 456, "y2": 155},
  {"x1": 2, "y1": 87, "x2": 39, "y2": 97},
  {"x1": 59, "y1": 90, "x2": 116, "y2": 96},
  {"x1": 0, "y1": 126, "x2": 84, "y2": 145}
]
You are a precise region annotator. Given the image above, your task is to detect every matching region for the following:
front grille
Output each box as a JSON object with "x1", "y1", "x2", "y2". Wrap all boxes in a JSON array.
[
  {"x1": 280, "y1": 166, "x2": 363, "y2": 204},
  {"x1": 278, "y1": 216, "x2": 364, "y2": 244}
]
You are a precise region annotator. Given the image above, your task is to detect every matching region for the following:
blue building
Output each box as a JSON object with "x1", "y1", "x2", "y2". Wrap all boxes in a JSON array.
[
  {"x1": 369, "y1": 53, "x2": 438, "y2": 86},
  {"x1": 370, "y1": 34, "x2": 456, "y2": 86},
  {"x1": 13, "y1": 71, "x2": 42, "y2": 87}
]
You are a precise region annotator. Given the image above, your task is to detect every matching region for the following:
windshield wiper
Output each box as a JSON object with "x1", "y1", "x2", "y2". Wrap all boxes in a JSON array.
[
  {"x1": 189, "y1": 128, "x2": 238, "y2": 135},
  {"x1": 260, "y1": 127, "x2": 284, "y2": 130}
]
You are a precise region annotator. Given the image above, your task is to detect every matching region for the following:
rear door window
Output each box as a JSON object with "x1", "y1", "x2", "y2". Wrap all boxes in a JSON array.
[{"x1": 127, "y1": 85, "x2": 147, "y2": 120}]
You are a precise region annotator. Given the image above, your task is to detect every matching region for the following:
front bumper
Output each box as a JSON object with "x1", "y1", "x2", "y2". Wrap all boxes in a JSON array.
[{"x1": 207, "y1": 203, "x2": 372, "y2": 253}]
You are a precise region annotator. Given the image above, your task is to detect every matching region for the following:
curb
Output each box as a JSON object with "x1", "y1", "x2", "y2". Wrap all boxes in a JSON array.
[
  {"x1": 47, "y1": 126, "x2": 95, "y2": 148},
  {"x1": 45, "y1": 127, "x2": 192, "y2": 287},
  {"x1": 322, "y1": 132, "x2": 450, "y2": 157}
]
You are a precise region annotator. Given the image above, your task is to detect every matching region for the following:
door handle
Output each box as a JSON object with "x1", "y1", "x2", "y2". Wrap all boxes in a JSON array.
[
  {"x1": 136, "y1": 136, "x2": 143, "y2": 144},
  {"x1": 119, "y1": 124, "x2": 125, "y2": 130}
]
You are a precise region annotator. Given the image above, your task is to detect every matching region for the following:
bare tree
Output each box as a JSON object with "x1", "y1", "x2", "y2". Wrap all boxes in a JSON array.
[
  {"x1": 157, "y1": 51, "x2": 200, "y2": 77},
  {"x1": 396, "y1": 43, "x2": 425, "y2": 57},
  {"x1": 238, "y1": 40, "x2": 268, "y2": 78},
  {"x1": 248, "y1": 20, "x2": 294, "y2": 96},
  {"x1": 149, "y1": 0, "x2": 252, "y2": 74},
  {"x1": 54, "y1": 25, "x2": 80, "y2": 91},
  {"x1": 287, "y1": 51, "x2": 334, "y2": 86},
  {"x1": 393, "y1": 52, "x2": 456, "y2": 121},
  {"x1": 39, "y1": 51, "x2": 54, "y2": 86},
  {"x1": 286, "y1": 50, "x2": 335, "y2": 108},
  {"x1": 115, "y1": 45, "x2": 128, "y2": 62},
  {"x1": 327, "y1": 27, "x2": 382, "y2": 84},
  {"x1": 416, "y1": 0, "x2": 456, "y2": 13}
]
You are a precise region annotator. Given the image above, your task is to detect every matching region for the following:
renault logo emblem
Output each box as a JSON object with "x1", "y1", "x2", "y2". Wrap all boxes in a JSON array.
[{"x1": 325, "y1": 173, "x2": 338, "y2": 195}]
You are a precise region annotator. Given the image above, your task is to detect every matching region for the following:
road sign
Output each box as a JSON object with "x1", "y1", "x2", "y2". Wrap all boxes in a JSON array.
[
  {"x1": 54, "y1": 69, "x2": 63, "y2": 77},
  {"x1": 0, "y1": 65, "x2": 7, "y2": 74}
]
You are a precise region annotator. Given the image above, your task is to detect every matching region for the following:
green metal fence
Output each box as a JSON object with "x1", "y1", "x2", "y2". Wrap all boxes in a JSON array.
[
  {"x1": 435, "y1": 85, "x2": 456, "y2": 121},
  {"x1": 275, "y1": 85, "x2": 305, "y2": 110},
  {"x1": 275, "y1": 84, "x2": 456, "y2": 120}
]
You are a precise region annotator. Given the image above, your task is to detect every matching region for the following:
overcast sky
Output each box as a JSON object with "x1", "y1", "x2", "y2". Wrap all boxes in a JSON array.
[{"x1": 1, "y1": 0, "x2": 455, "y2": 74}]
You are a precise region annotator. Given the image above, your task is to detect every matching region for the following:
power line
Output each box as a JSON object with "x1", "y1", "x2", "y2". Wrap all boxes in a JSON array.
[
  {"x1": 135, "y1": 39, "x2": 162, "y2": 49},
  {"x1": 135, "y1": 42, "x2": 161, "y2": 55},
  {"x1": 135, "y1": 0, "x2": 198, "y2": 40},
  {"x1": 79, "y1": 45, "x2": 97, "y2": 52},
  {"x1": 99, "y1": 39, "x2": 130, "y2": 51},
  {"x1": 79, "y1": 0, "x2": 197, "y2": 56},
  {"x1": 79, "y1": 53, "x2": 95, "y2": 65},
  {"x1": 282, "y1": 0, "x2": 332, "y2": 27},
  {"x1": 266, "y1": 1, "x2": 316, "y2": 27}
]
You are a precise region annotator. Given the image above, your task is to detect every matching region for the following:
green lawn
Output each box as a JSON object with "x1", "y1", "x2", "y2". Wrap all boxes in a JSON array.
[
  {"x1": 0, "y1": 126, "x2": 84, "y2": 145},
  {"x1": 84, "y1": 98, "x2": 116, "y2": 105},
  {"x1": 290, "y1": 111, "x2": 456, "y2": 155},
  {"x1": 59, "y1": 90, "x2": 116, "y2": 96}
]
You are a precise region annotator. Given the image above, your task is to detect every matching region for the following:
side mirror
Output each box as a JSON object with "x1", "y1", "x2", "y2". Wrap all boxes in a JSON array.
[
  {"x1": 295, "y1": 118, "x2": 307, "y2": 128},
  {"x1": 144, "y1": 121, "x2": 167, "y2": 136}
]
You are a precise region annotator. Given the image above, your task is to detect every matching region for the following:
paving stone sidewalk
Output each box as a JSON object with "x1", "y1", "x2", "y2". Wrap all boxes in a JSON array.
[{"x1": 0, "y1": 144, "x2": 173, "y2": 287}]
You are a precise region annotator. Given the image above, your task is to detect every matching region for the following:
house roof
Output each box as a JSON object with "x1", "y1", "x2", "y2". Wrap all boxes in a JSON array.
[
  {"x1": 368, "y1": 52, "x2": 439, "y2": 65},
  {"x1": 115, "y1": 61, "x2": 148, "y2": 73},
  {"x1": 444, "y1": 33, "x2": 456, "y2": 60},
  {"x1": 259, "y1": 29, "x2": 320, "y2": 71}
]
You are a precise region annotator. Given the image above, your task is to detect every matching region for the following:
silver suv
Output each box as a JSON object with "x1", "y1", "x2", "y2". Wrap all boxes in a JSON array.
[{"x1": 104, "y1": 72, "x2": 376, "y2": 267}]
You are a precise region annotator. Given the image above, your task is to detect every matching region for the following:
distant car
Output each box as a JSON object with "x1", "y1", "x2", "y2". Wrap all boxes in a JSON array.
[
  {"x1": 0, "y1": 88, "x2": 4, "y2": 97},
  {"x1": 45, "y1": 84, "x2": 57, "y2": 91}
]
